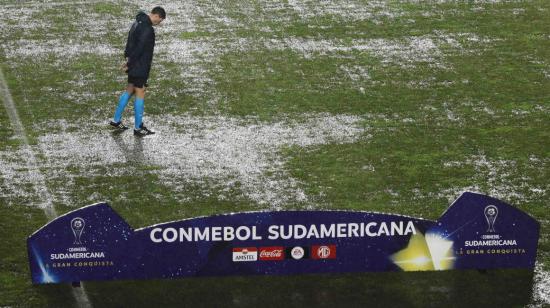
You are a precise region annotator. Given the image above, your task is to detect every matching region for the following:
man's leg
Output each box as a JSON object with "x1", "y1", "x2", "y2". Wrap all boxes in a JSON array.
[
  {"x1": 134, "y1": 87, "x2": 145, "y2": 129},
  {"x1": 113, "y1": 84, "x2": 135, "y2": 123},
  {"x1": 133, "y1": 86, "x2": 155, "y2": 136}
]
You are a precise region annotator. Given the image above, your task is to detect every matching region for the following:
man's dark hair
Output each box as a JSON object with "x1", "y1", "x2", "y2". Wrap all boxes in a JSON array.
[{"x1": 151, "y1": 6, "x2": 166, "y2": 19}]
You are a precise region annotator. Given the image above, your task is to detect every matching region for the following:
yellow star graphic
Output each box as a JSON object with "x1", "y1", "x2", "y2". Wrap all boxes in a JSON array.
[{"x1": 391, "y1": 230, "x2": 455, "y2": 271}]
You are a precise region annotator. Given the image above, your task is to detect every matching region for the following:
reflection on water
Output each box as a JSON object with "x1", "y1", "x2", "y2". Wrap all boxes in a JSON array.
[
  {"x1": 84, "y1": 269, "x2": 536, "y2": 307},
  {"x1": 110, "y1": 130, "x2": 145, "y2": 164}
]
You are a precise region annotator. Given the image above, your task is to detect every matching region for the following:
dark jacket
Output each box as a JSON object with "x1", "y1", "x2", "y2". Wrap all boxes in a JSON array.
[{"x1": 124, "y1": 11, "x2": 155, "y2": 79}]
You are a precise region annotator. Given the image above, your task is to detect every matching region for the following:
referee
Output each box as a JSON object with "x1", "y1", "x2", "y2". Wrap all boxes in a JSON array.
[{"x1": 110, "y1": 6, "x2": 166, "y2": 136}]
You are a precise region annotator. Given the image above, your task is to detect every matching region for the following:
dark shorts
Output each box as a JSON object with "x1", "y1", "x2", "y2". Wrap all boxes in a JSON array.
[{"x1": 128, "y1": 76, "x2": 148, "y2": 88}]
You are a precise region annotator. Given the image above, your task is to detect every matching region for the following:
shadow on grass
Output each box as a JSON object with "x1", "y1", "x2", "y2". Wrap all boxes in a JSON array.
[{"x1": 82, "y1": 269, "x2": 535, "y2": 307}]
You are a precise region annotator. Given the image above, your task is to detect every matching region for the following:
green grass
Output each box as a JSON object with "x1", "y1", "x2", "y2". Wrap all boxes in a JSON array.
[
  {"x1": 179, "y1": 31, "x2": 215, "y2": 40},
  {"x1": 0, "y1": 92, "x2": 19, "y2": 149},
  {"x1": 284, "y1": 125, "x2": 548, "y2": 220},
  {"x1": 52, "y1": 171, "x2": 260, "y2": 229},
  {"x1": 0, "y1": 0, "x2": 549, "y2": 306},
  {"x1": 0, "y1": 203, "x2": 76, "y2": 307},
  {"x1": 92, "y1": 2, "x2": 125, "y2": 16}
]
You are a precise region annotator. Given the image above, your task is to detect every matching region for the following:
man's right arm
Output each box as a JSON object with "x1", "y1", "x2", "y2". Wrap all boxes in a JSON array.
[{"x1": 124, "y1": 22, "x2": 138, "y2": 59}]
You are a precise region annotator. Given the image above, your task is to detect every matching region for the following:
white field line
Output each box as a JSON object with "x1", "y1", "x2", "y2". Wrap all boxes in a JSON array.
[
  {"x1": 0, "y1": 69, "x2": 57, "y2": 219},
  {"x1": 0, "y1": 68, "x2": 93, "y2": 308}
]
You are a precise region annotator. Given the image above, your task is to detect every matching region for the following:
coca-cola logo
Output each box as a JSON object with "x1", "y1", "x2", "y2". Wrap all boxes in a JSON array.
[
  {"x1": 260, "y1": 250, "x2": 283, "y2": 257},
  {"x1": 259, "y1": 246, "x2": 284, "y2": 260}
]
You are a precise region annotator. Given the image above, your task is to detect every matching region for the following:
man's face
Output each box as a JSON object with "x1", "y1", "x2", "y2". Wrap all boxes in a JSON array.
[{"x1": 150, "y1": 14, "x2": 164, "y2": 26}]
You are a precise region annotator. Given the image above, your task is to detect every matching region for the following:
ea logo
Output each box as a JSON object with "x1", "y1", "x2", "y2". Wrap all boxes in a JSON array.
[{"x1": 291, "y1": 247, "x2": 305, "y2": 260}]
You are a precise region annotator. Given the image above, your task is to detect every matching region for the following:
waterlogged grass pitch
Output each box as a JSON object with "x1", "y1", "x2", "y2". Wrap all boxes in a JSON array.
[{"x1": 0, "y1": 0, "x2": 549, "y2": 306}]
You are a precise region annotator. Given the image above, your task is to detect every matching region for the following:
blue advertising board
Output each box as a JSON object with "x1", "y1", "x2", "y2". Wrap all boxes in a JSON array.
[{"x1": 27, "y1": 192, "x2": 539, "y2": 284}]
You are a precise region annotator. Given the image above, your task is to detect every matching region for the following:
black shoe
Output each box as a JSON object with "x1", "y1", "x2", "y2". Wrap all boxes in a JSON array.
[
  {"x1": 134, "y1": 124, "x2": 155, "y2": 136},
  {"x1": 109, "y1": 121, "x2": 129, "y2": 130}
]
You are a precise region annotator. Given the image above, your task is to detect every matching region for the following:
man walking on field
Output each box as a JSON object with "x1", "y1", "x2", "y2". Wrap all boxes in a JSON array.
[{"x1": 110, "y1": 6, "x2": 166, "y2": 136}]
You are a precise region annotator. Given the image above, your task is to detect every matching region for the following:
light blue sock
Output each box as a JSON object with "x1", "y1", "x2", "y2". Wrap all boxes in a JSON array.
[
  {"x1": 134, "y1": 97, "x2": 144, "y2": 129},
  {"x1": 113, "y1": 91, "x2": 131, "y2": 123}
]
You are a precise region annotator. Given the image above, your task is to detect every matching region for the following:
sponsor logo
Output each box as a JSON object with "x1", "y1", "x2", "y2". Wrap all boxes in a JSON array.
[
  {"x1": 290, "y1": 246, "x2": 305, "y2": 260},
  {"x1": 232, "y1": 247, "x2": 258, "y2": 262},
  {"x1": 259, "y1": 247, "x2": 285, "y2": 261},
  {"x1": 312, "y1": 245, "x2": 336, "y2": 259}
]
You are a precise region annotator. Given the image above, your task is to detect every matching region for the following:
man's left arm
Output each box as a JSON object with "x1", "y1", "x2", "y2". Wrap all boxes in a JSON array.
[{"x1": 126, "y1": 26, "x2": 153, "y2": 66}]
